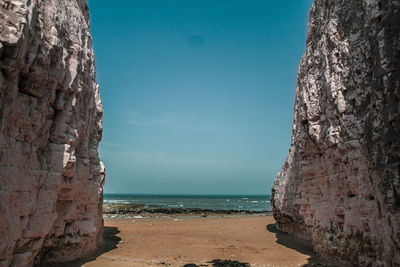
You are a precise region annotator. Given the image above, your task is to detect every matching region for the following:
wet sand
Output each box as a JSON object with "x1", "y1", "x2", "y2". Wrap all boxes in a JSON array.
[{"x1": 80, "y1": 215, "x2": 323, "y2": 267}]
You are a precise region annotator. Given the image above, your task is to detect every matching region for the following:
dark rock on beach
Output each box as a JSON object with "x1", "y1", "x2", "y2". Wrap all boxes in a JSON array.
[
  {"x1": 182, "y1": 259, "x2": 251, "y2": 267},
  {"x1": 208, "y1": 259, "x2": 251, "y2": 267},
  {"x1": 103, "y1": 203, "x2": 271, "y2": 216}
]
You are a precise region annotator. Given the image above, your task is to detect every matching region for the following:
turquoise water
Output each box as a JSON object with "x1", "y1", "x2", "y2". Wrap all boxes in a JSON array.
[{"x1": 104, "y1": 194, "x2": 271, "y2": 212}]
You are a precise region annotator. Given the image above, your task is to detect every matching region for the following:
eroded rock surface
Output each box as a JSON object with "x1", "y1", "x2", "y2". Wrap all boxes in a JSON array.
[
  {"x1": 0, "y1": 0, "x2": 104, "y2": 266},
  {"x1": 272, "y1": 0, "x2": 400, "y2": 265}
]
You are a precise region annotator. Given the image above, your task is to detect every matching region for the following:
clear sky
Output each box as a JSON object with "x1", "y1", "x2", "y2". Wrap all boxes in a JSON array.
[{"x1": 88, "y1": 0, "x2": 313, "y2": 195}]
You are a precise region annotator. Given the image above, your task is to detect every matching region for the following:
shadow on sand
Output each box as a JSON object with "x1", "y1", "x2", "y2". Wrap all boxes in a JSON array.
[
  {"x1": 44, "y1": 226, "x2": 121, "y2": 267},
  {"x1": 266, "y1": 224, "x2": 331, "y2": 267},
  {"x1": 98, "y1": 226, "x2": 122, "y2": 255}
]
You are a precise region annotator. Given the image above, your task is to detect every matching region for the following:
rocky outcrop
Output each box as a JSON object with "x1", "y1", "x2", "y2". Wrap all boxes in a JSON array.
[
  {"x1": 272, "y1": 0, "x2": 400, "y2": 265},
  {"x1": 0, "y1": 0, "x2": 104, "y2": 266}
]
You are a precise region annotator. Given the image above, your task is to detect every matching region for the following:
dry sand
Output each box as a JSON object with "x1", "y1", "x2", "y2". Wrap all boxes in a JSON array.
[{"x1": 76, "y1": 215, "x2": 326, "y2": 267}]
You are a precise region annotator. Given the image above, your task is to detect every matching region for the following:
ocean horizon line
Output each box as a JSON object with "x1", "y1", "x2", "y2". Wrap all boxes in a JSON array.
[{"x1": 104, "y1": 193, "x2": 271, "y2": 197}]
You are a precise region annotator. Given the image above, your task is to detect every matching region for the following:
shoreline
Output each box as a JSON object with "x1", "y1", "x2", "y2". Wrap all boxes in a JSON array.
[
  {"x1": 103, "y1": 203, "x2": 272, "y2": 218},
  {"x1": 103, "y1": 212, "x2": 272, "y2": 221}
]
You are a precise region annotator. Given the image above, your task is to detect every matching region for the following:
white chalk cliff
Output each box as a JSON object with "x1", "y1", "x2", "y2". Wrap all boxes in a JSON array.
[
  {"x1": 272, "y1": 0, "x2": 400, "y2": 265},
  {"x1": 0, "y1": 0, "x2": 104, "y2": 266}
]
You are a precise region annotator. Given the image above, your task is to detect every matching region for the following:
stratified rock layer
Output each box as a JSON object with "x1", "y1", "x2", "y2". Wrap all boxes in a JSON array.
[
  {"x1": 272, "y1": 0, "x2": 400, "y2": 265},
  {"x1": 0, "y1": 0, "x2": 104, "y2": 266}
]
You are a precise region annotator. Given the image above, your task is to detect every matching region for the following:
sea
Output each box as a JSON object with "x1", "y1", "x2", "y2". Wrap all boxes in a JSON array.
[{"x1": 103, "y1": 194, "x2": 272, "y2": 212}]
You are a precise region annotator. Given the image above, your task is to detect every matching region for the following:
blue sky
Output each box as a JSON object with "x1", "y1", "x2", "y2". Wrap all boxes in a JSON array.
[{"x1": 88, "y1": 0, "x2": 313, "y2": 194}]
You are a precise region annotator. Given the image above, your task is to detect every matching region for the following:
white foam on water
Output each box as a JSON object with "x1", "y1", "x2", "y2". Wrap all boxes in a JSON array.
[{"x1": 104, "y1": 200, "x2": 131, "y2": 204}]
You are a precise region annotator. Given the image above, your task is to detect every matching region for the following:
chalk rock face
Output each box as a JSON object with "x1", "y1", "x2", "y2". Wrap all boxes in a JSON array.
[
  {"x1": 0, "y1": 0, "x2": 104, "y2": 266},
  {"x1": 272, "y1": 0, "x2": 400, "y2": 265}
]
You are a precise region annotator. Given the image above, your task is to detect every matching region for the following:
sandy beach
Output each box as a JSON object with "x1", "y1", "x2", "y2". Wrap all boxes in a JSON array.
[{"x1": 72, "y1": 215, "x2": 327, "y2": 267}]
